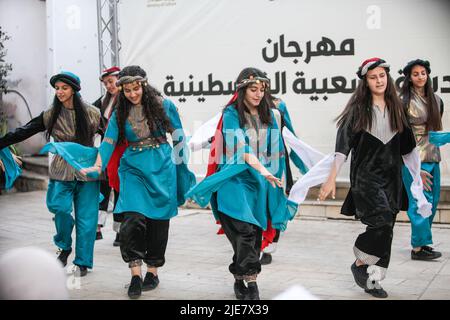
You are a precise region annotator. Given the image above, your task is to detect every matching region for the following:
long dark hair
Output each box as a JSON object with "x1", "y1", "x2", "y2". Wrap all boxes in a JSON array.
[
  {"x1": 116, "y1": 66, "x2": 172, "y2": 143},
  {"x1": 399, "y1": 67, "x2": 442, "y2": 132},
  {"x1": 336, "y1": 70, "x2": 408, "y2": 133},
  {"x1": 224, "y1": 67, "x2": 273, "y2": 128},
  {"x1": 46, "y1": 93, "x2": 92, "y2": 146}
]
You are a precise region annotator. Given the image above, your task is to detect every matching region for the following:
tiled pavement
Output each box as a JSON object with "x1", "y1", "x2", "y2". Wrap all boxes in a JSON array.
[{"x1": 1, "y1": 190, "x2": 449, "y2": 300}]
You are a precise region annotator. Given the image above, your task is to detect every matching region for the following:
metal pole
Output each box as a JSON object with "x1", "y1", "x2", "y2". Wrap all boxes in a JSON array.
[
  {"x1": 96, "y1": 0, "x2": 104, "y2": 94},
  {"x1": 111, "y1": 0, "x2": 120, "y2": 67},
  {"x1": 96, "y1": 0, "x2": 120, "y2": 95}
]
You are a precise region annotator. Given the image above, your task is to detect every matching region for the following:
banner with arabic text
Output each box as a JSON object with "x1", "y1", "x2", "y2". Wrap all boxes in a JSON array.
[{"x1": 119, "y1": 0, "x2": 450, "y2": 182}]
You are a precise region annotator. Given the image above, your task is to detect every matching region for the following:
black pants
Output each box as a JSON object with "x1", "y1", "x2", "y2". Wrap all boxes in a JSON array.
[
  {"x1": 355, "y1": 212, "x2": 397, "y2": 268},
  {"x1": 218, "y1": 211, "x2": 262, "y2": 278},
  {"x1": 99, "y1": 178, "x2": 123, "y2": 224},
  {"x1": 120, "y1": 212, "x2": 170, "y2": 268}
]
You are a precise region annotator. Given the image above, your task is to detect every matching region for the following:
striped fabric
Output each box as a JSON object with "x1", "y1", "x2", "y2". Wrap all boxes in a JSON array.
[{"x1": 353, "y1": 246, "x2": 380, "y2": 266}]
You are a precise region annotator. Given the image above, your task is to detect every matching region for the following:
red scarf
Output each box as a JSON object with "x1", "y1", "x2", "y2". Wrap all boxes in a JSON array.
[
  {"x1": 206, "y1": 116, "x2": 223, "y2": 177},
  {"x1": 104, "y1": 100, "x2": 126, "y2": 192},
  {"x1": 107, "y1": 141, "x2": 127, "y2": 192},
  {"x1": 206, "y1": 92, "x2": 238, "y2": 177}
]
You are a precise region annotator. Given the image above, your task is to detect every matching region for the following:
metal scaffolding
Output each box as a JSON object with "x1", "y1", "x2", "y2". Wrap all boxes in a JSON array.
[{"x1": 96, "y1": 0, "x2": 120, "y2": 92}]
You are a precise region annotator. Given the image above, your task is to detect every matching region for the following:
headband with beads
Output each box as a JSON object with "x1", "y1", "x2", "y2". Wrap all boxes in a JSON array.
[
  {"x1": 116, "y1": 75, "x2": 148, "y2": 90},
  {"x1": 236, "y1": 75, "x2": 270, "y2": 90}
]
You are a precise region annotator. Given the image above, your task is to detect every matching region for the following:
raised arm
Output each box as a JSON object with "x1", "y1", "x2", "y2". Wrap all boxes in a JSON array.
[{"x1": 0, "y1": 112, "x2": 46, "y2": 149}]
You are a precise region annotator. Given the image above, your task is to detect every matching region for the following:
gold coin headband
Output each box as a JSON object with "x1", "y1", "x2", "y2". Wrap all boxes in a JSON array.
[
  {"x1": 236, "y1": 76, "x2": 270, "y2": 90},
  {"x1": 116, "y1": 75, "x2": 148, "y2": 90}
]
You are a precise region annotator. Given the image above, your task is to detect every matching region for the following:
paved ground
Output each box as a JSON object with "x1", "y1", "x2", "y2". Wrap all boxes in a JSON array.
[{"x1": 1, "y1": 190, "x2": 450, "y2": 300}]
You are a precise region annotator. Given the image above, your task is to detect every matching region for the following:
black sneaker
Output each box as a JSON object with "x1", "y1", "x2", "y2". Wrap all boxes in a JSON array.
[
  {"x1": 245, "y1": 282, "x2": 260, "y2": 300},
  {"x1": 350, "y1": 261, "x2": 369, "y2": 289},
  {"x1": 421, "y1": 246, "x2": 442, "y2": 258},
  {"x1": 411, "y1": 247, "x2": 442, "y2": 260},
  {"x1": 74, "y1": 265, "x2": 88, "y2": 277},
  {"x1": 142, "y1": 272, "x2": 159, "y2": 291},
  {"x1": 56, "y1": 248, "x2": 72, "y2": 267},
  {"x1": 365, "y1": 281, "x2": 388, "y2": 298},
  {"x1": 233, "y1": 280, "x2": 248, "y2": 300},
  {"x1": 96, "y1": 231, "x2": 103, "y2": 240},
  {"x1": 260, "y1": 253, "x2": 272, "y2": 265},
  {"x1": 113, "y1": 233, "x2": 121, "y2": 247},
  {"x1": 128, "y1": 275, "x2": 143, "y2": 299}
]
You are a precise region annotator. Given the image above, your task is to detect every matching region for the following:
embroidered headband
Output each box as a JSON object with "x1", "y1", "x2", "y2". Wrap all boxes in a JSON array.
[
  {"x1": 236, "y1": 76, "x2": 270, "y2": 90},
  {"x1": 116, "y1": 75, "x2": 148, "y2": 90},
  {"x1": 356, "y1": 58, "x2": 390, "y2": 79}
]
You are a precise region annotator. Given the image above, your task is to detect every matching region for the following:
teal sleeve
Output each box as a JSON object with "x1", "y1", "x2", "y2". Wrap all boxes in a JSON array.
[
  {"x1": 163, "y1": 99, "x2": 182, "y2": 131},
  {"x1": 98, "y1": 111, "x2": 119, "y2": 170},
  {"x1": 429, "y1": 131, "x2": 450, "y2": 147},
  {"x1": 163, "y1": 99, "x2": 190, "y2": 164},
  {"x1": 0, "y1": 147, "x2": 22, "y2": 190}
]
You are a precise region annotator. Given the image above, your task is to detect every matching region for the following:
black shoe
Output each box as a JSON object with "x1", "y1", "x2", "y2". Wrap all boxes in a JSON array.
[
  {"x1": 75, "y1": 265, "x2": 88, "y2": 277},
  {"x1": 56, "y1": 248, "x2": 72, "y2": 267},
  {"x1": 142, "y1": 272, "x2": 159, "y2": 291},
  {"x1": 351, "y1": 261, "x2": 368, "y2": 289},
  {"x1": 233, "y1": 280, "x2": 248, "y2": 300},
  {"x1": 128, "y1": 275, "x2": 143, "y2": 299},
  {"x1": 245, "y1": 282, "x2": 260, "y2": 300},
  {"x1": 421, "y1": 246, "x2": 442, "y2": 258},
  {"x1": 411, "y1": 247, "x2": 442, "y2": 260},
  {"x1": 96, "y1": 231, "x2": 103, "y2": 240},
  {"x1": 260, "y1": 253, "x2": 272, "y2": 265},
  {"x1": 365, "y1": 284, "x2": 388, "y2": 298},
  {"x1": 113, "y1": 233, "x2": 121, "y2": 247}
]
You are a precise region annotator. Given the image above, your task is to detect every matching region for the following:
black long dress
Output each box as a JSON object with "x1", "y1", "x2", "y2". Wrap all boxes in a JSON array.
[{"x1": 335, "y1": 110, "x2": 416, "y2": 269}]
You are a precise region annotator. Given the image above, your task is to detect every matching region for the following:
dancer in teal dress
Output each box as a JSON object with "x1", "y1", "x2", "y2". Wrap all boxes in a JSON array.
[
  {"x1": 186, "y1": 67, "x2": 298, "y2": 300},
  {"x1": 0, "y1": 71, "x2": 101, "y2": 277},
  {"x1": 400, "y1": 59, "x2": 445, "y2": 260},
  {"x1": 80, "y1": 65, "x2": 195, "y2": 299}
]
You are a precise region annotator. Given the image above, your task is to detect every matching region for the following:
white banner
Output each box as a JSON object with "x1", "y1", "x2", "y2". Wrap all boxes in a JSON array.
[{"x1": 119, "y1": 0, "x2": 450, "y2": 182}]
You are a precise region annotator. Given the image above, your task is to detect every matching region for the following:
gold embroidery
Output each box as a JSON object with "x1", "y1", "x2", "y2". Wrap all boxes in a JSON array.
[
  {"x1": 128, "y1": 105, "x2": 151, "y2": 139},
  {"x1": 408, "y1": 92, "x2": 441, "y2": 162},
  {"x1": 104, "y1": 137, "x2": 115, "y2": 145}
]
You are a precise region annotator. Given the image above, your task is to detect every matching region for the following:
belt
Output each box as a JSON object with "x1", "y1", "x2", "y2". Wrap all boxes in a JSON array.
[{"x1": 128, "y1": 136, "x2": 168, "y2": 151}]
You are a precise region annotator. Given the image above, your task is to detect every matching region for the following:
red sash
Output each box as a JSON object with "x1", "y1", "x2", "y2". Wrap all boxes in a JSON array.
[
  {"x1": 261, "y1": 220, "x2": 276, "y2": 251},
  {"x1": 206, "y1": 116, "x2": 224, "y2": 177},
  {"x1": 107, "y1": 141, "x2": 127, "y2": 192}
]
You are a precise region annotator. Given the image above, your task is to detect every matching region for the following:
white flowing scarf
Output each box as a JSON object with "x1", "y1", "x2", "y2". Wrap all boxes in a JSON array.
[{"x1": 188, "y1": 114, "x2": 432, "y2": 218}]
